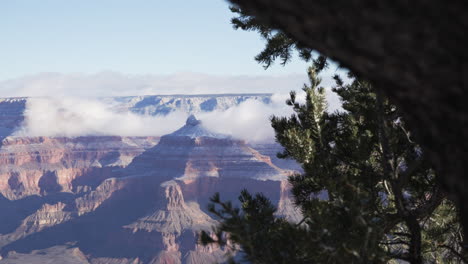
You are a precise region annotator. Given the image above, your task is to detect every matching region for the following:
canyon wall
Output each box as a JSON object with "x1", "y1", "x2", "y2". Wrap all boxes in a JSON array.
[
  {"x1": 0, "y1": 99, "x2": 300, "y2": 264},
  {"x1": 0, "y1": 134, "x2": 297, "y2": 263}
]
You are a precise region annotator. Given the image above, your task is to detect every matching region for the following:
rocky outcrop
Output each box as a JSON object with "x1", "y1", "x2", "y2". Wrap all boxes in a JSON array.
[
  {"x1": 126, "y1": 180, "x2": 225, "y2": 264},
  {"x1": 160, "y1": 116, "x2": 288, "y2": 182},
  {"x1": 74, "y1": 177, "x2": 127, "y2": 216},
  {"x1": 125, "y1": 181, "x2": 217, "y2": 235},
  {"x1": 91, "y1": 258, "x2": 142, "y2": 264},
  {"x1": 0, "y1": 202, "x2": 74, "y2": 248},
  {"x1": 0, "y1": 136, "x2": 158, "y2": 200},
  {"x1": 276, "y1": 180, "x2": 302, "y2": 223},
  {"x1": 15, "y1": 202, "x2": 72, "y2": 235},
  {"x1": 0, "y1": 245, "x2": 89, "y2": 264},
  {"x1": 249, "y1": 142, "x2": 301, "y2": 171},
  {"x1": 149, "y1": 251, "x2": 181, "y2": 264}
]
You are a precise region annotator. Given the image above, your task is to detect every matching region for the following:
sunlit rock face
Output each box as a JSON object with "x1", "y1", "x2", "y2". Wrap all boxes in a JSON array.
[
  {"x1": 101, "y1": 94, "x2": 272, "y2": 116},
  {"x1": 126, "y1": 115, "x2": 288, "y2": 182},
  {"x1": 0, "y1": 115, "x2": 300, "y2": 264},
  {"x1": 0, "y1": 136, "x2": 159, "y2": 200}
]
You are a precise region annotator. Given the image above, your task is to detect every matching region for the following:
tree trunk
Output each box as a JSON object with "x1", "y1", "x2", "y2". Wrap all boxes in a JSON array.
[{"x1": 405, "y1": 216, "x2": 423, "y2": 264}]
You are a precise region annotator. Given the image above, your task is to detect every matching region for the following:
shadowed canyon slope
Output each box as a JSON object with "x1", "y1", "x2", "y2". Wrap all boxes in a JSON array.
[{"x1": 0, "y1": 104, "x2": 300, "y2": 263}]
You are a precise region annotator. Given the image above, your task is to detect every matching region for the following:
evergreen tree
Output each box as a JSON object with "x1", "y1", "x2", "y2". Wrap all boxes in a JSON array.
[
  {"x1": 201, "y1": 67, "x2": 464, "y2": 263},
  {"x1": 229, "y1": 6, "x2": 327, "y2": 70},
  {"x1": 200, "y1": 7, "x2": 465, "y2": 263}
]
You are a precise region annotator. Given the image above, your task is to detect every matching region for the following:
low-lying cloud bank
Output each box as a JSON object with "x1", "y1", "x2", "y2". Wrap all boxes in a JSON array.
[
  {"x1": 13, "y1": 97, "x2": 189, "y2": 137},
  {"x1": 0, "y1": 72, "x2": 311, "y2": 97},
  {"x1": 13, "y1": 96, "x2": 292, "y2": 142},
  {"x1": 6, "y1": 71, "x2": 343, "y2": 142},
  {"x1": 201, "y1": 91, "x2": 341, "y2": 142},
  {"x1": 13, "y1": 92, "x2": 339, "y2": 142},
  {"x1": 199, "y1": 94, "x2": 295, "y2": 142}
]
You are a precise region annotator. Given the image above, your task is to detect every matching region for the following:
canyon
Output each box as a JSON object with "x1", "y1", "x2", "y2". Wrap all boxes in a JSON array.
[{"x1": 0, "y1": 95, "x2": 300, "y2": 264}]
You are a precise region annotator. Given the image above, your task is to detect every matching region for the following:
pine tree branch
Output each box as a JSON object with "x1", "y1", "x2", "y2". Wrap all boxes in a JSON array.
[{"x1": 438, "y1": 244, "x2": 468, "y2": 263}]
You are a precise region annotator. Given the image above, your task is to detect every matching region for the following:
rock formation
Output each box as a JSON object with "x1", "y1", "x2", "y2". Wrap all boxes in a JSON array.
[
  {"x1": 0, "y1": 136, "x2": 158, "y2": 200},
  {"x1": 0, "y1": 116, "x2": 299, "y2": 263},
  {"x1": 0, "y1": 245, "x2": 89, "y2": 264}
]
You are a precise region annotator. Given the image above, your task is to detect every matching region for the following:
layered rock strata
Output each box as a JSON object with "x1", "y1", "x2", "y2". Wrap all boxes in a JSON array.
[
  {"x1": 0, "y1": 136, "x2": 158, "y2": 200},
  {"x1": 0, "y1": 116, "x2": 299, "y2": 264}
]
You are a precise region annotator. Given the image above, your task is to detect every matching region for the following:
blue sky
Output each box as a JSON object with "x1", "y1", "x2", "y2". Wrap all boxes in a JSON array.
[
  {"x1": 0, "y1": 1, "x2": 344, "y2": 137},
  {"x1": 0, "y1": 0, "x2": 312, "y2": 81}
]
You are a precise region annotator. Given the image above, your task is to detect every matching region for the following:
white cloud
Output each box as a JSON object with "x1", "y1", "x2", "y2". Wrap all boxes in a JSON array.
[
  {"x1": 12, "y1": 93, "x2": 339, "y2": 142},
  {"x1": 0, "y1": 71, "x2": 344, "y2": 99},
  {"x1": 5, "y1": 71, "x2": 344, "y2": 140},
  {"x1": 199, "y1": 98, "x2": 290, "y2": 142},
  {"x1": 0, "y1": 72, "x2": 310, "y2": 97},
  {"x1": 199, "y1": 91, "x2": 341, "y2": 143},
  {"x1": 13, "y1": 97, "x2": 188, "y2": 137}
]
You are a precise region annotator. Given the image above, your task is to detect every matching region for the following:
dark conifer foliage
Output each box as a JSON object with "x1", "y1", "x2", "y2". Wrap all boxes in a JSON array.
[
  {"x1": 201, "y1": 67, "x2": 464, "y2": 263},
  {"x1": 200, "y1": 6, "x2": 466, "y2": 263},
  {"x1": 226, "y1": 0, "x2": 468, "y2": 243},
  {"x1": 229, "y1": 6, "x2": 316, "y2": 69}
]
